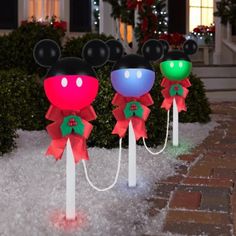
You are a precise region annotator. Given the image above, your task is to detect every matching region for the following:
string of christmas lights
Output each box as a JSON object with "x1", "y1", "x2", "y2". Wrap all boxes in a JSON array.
[{"x1": 93, "y1": 0, "x2": 100, "y2": 32}]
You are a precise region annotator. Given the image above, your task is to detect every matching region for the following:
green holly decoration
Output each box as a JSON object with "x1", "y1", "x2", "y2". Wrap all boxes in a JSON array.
[
  {"x1": 124, "y1": 101, "x2": 144, "y2": 118},
  {"x1": 169, "y1": 84, "x2": 184, "y2": 97},
  {"x1": 60, "y1": 115, "x2": 85, "y2": 137}
]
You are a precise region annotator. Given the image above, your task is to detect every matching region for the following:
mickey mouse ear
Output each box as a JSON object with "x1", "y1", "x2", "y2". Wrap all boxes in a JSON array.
[
  {"x1": 106, "y1": 39, "x2": 124, "y2": 62},
  {"x1": 33, "y1": 39, "x2": 61, "y2": 68},
  {"x1": 82, "y1": 39, "x2": 109, "y2": 67},
  {"x1": 142, "y1": 39, "x2": 164, "y2": 61},
  {"x1": 183, "y1": 39, "x2": 198, "y2": 55},
  {"x1": 158, "y1": 40, "x2": 169, "y2": 56}
]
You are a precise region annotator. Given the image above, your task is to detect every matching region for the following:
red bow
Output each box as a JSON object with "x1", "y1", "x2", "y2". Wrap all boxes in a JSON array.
[
  {"x1": 127, "y1": 0, "x2": 155, "y2": 10},
  {"x1": 112, "y1": 93, "x2": 153, "y2": 140},
  {"x1": 127, "y1": 0, "x2": 143, "y2": 10},
  {"x1": 161, "y1": 78, "x2": 191, "y2": 112},
  {"x1": 45, "y1": 105, "x2": 96, "y2": 163}
]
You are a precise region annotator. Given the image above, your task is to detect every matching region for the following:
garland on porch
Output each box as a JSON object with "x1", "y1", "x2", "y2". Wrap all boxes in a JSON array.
[
  {"x1": 102, "y1": 0, "x2": 168, "y2": 44},
  {"x1": 93, "y1": 0, "x2": 100, "y2": 32},
  {"x1": 214, "y1": 0, "x2": 236, "y2": 25}
]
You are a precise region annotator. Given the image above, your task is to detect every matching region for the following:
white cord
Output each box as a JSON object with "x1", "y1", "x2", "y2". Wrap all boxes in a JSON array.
[
  {"x1": 143, "y1": 110, "x2": 170, "y2": 155},
  {"x1": 82, "y1": 138, "x2": 122, "y2": 192}
]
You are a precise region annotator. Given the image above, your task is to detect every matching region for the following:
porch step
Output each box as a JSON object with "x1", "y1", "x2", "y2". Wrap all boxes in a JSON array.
[
  {"x1": 206, "y1": 91, "x2": 236, "y2": 102},
  {"x1": 192, "y1": 66, "x2": 236, "y2": 102}
]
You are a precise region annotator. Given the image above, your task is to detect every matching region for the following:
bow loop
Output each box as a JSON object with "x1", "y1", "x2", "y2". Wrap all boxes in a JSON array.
[
  {"x1": 112, "y1": 93, "x2": 153, "y2": 140},
  {"x1": 45, "y1": 105, "x2": 96, "y2": 163},
  {"x1": 161, "y1": 78, "x2": 191, "y2": 112}
]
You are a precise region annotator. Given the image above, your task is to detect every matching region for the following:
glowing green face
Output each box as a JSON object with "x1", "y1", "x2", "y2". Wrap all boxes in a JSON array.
[{"x1": 160, "y1": 60, "x2": 192, "y2": 81}]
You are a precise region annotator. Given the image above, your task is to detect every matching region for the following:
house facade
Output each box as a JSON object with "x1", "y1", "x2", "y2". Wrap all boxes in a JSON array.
[
  {"x1": 0, "y1": 0, "x2": 235, "y2": 65},
  {"x1": 0, "y1": 0, "x2": 94, "y2": 34}
]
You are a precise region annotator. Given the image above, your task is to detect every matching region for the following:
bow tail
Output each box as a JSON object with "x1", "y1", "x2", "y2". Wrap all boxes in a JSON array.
[
  {"x1": 175, "y1": 96, "x2": 187, "y2": 112},
  {"x1": 46, "y1": 138, "x2": 67, "y2": 160},
  {"x1": 112, "y1": 120, "x2": 129, "y2": 138},
  {"x1": 161, "y1": 97, "x2": 174, "y2": 111},
  {"x1": 70, "y1": 136, "x2": 89, "y2": 163},
  {"x1": 131, "y1": 118, "x2": 147, "y2": 140}
]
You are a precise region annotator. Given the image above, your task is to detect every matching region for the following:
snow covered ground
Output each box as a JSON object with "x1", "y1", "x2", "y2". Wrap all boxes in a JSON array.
[{"x1": 0, "y1": 118, "x2": 218, "y2": 236}]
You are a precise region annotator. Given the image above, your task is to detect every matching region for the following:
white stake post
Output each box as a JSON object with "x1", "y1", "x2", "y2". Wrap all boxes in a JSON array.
[
  {"x1": 66, "y1": 139, "x2": 76, "y2": 220},
  {"x1": 128, "y1": 121, "x2": 136, "y2": 187},
  {"x1": 173, "y1": 98, "x2": 179, "y2": 146}
]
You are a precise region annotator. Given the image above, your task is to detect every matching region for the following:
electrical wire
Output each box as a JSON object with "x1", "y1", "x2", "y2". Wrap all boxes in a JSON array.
[
  {"x1": 82, "y1": 138, "x2": 122, "y2": 191},
  {"x1": 142, "y1": 110, "x2": 170, "y2": 155}
]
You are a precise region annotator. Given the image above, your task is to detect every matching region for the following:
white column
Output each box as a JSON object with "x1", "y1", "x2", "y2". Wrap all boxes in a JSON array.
[
  {"x1": 42, "y1": 0, "x2": 45, "y2": 20},
  {"x1": 35, "y1": 0, "x2": 38, "y2": 19},
  {"x1": 62, "y1": 0, "x2": 70, "y2": 33},
  {"x1": 48, "y1": 0, "x2": 51, "y2": 18},
  {"x1": 173, "y1": 98, "x2": 179, "y2": 146},
  {"x1": 128, "y1": 121, "x2": 136, "y2": 187},
  {"x1": 18, "y1": 0, "x2": 28, "y2": 26},
  {"x1": 66, "y1": 139, "x2": 76, "y2": 220},
  {"x1": 99, "y1": 0, "x2": 115, "y2": 36},
  {"x1": 132, "y1": 8, "x2": 139, "y2": 52},
  {"x1": 227, "y1": 22, "x2": 232, "y2": 42},
  {"x1": 60, "y1": 0, "x2": 65, "y2": 19},
  {"x1": 203, "y1": 47, "x2": 210, "y2": 65},
  {"x1": 213, "y1": 0, "x2": 223, "y2": 64}
]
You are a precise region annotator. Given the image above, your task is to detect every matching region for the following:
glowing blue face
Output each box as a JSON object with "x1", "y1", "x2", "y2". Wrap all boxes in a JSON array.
[{"x1": 111, "y1": 68, "x2": 155, "y2": 97}]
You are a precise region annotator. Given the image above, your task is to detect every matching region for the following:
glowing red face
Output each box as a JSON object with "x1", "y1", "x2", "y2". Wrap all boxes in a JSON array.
[{"x1": 44, "y1": 75, "x2": 99, "y2": 110}]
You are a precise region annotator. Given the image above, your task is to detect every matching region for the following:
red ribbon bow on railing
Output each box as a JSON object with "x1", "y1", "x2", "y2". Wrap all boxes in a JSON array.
[
  {"x1": 45, "y1": 105, "x2": 96, "y2": 163},
  {"x1": 161, "y1": 78, "x2": 191, "y2": 112},
  {"x1": 112, "y1": 93, "x2": 153, "y2": 140},
  {"x1": 126, "y1": 0, "x2": 155, "y2": 11}
]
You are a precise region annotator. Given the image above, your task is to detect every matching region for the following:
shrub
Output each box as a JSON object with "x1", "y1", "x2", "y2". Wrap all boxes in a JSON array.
[
  {"x1": 0, "y1": 70, "x2": 17, "y2": 155},
  {"x1": 179, "y1": 73, "x2": 211, "y2": 123},
  {"x1": 0, "y1": 69, "x2": 49, "y2": 131},
  {"x1": 63, "y1": 33, "x2": 114, "y2": 58},
  {"x1": 0, "y1": 109, "x2": 17, "y2": 156},
  {"x1": 0, "y1": 22, "x2": 64, "y2": 74},
  {"x1": 0, "y1": 114, "x2": 17, "y2": 156},
  {"x1": 88, "y1": 65, "x2": 118, "y2": 147}
]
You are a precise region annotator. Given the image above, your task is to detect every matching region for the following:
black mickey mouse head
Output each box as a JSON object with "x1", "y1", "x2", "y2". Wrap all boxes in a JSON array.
[
  {"x1": 33, "y1": 39, "x2": 61, "y2": 68},
  {"x1": 142, "y1": 39, "x2": 164, "y2": 61},
  {"x1": 183, "y1": 39, "x2": 198, "y2": 55},
  {"x1": 33, "y1": 38, "x2": 109, "y2": 78},
  {"x1": 160, "y1": 39, "x2": 198, "y2": 62},
  {"x1": 158, "y1": 39, "x2": 170, "y2": 56},
  {"x1": 106, "y1": 39, "x2": 164, "y2": 71},
  {"x1": 106, "y1": 39, "x2": 124, "y2": 62},
  {"x1": 82, "y1": 39, "x2": 109, "y2": 67}
]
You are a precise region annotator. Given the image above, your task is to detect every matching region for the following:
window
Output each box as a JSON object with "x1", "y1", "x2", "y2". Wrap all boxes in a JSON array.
[
  {"x1": 28, "y1": 0, "x2": 60, "y2": 20},
  {"x1": 0, "y1": 1, "x2": 18, "y2": 29},
  {"x1": 189, "y1": 0, "x2": 213, "y2": 31},
  {"x1": 120, "y1": 22, "x2": 133, "y2": 43}
]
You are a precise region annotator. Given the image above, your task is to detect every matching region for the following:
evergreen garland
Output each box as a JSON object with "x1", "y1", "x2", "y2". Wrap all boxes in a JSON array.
[
  {"x1": 214, "y1": 0, "x2": 236, "y2": 25},
  {"x1": 103, "y1": 0, "x2": 168, "y2": 44},
  {"x1": 93, "y1": 0, "x2": 100, "y2": 32}
]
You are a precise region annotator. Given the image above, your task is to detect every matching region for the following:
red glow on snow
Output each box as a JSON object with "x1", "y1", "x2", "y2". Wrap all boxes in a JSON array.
[{"x1": 50, "y1": 210, "x2": 88, "y2": 232}]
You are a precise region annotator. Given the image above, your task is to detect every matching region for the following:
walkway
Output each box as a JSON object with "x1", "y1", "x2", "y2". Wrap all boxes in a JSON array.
[{"x1": 148, "y1": 102, "x2": 236, "y2": 236}]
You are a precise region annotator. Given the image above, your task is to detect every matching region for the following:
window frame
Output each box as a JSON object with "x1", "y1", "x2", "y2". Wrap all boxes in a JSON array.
[{"x1": 187, "y1": 0, "x2": 214, "y2": 33}]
